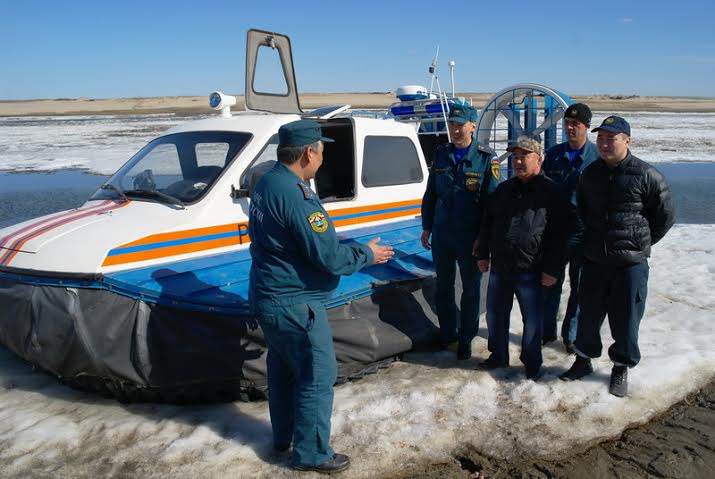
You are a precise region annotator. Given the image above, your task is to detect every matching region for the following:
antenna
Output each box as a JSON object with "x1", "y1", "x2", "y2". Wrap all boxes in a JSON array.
[
  {"x1": 448, "y1": 60, "x2": 456, "y2": 98},
  {"x1": 428, "y1": 45, "x2": 439, "y2": 95}
]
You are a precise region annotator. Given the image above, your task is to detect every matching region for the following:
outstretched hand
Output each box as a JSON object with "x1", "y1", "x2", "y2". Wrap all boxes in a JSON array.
[
  {"x1": 477, "y1": 259, "x2": 490, "y2": 273},
  {"x1": 367, "y1": 237, "x2": 394, "y2": 265}
]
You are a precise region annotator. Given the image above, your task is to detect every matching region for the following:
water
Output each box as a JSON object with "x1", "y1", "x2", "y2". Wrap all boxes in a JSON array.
[
  {"x1": 0, "y1": 112, "x2": 713, "y2": 228},
  {"x1": 1, "y1": 163, "x2": 713, "y2": 229},
  {"x1": 0, "y1": 111, "x2": 713, "y2": 174}
]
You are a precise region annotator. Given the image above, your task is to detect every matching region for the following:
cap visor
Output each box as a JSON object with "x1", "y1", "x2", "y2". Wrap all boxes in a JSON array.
[
  {"x1": 320, "y1": 136, "x2": 335, "y2": 143},
  {"x1": 592, "y1": 126, "x2": 620, "y2": 134}
]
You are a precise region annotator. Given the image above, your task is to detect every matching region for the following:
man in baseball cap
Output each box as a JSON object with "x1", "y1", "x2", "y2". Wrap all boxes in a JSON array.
[
  {"x1": 560, "y1": 114, "x2": 675, "y2": 398},
  {"x1": 477, "y1": 133, "x2": 570, "y2": 379}
]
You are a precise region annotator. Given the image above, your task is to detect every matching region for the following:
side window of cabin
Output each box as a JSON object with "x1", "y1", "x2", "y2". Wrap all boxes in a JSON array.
[
  {"x1": 241, "y1": 135, "x2": 278, "y2": 191},
  {"x1": 362, "y1": 136, "x2": 424, "y2": 187},
  {"x1": 315, "y1": 138, "x2": 355, "y2": 203}
]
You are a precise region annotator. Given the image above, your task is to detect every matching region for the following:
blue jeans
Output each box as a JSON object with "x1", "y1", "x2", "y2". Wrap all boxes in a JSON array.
[
  {"x1": 255, "y1": 300, "x2": 337, "y2": 466},
  {"x1": 486, "y1": 270, "x2": 543, "y2": 370},
  {"x1": 574, "y1": 260, "x2": 649, "y2": 367},
  {"x1": 432, "y1": 234, "x2": 482, "y2": 350},
  {"x1": 542, "y1": 254, "x2": 583, "y2": 343}
]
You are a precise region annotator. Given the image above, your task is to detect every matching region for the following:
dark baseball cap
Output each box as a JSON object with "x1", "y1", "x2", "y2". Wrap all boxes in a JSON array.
[
  {"x1": 278, "y1": 119, "x2": 334, "y2": 147},
  {"x1": 564, "y1": 103, "x2": 592, "y2": 126},
  {"x1": 448, "y1": 104, "x2": 478, "y2": 124},
  {"x1": 592, "y1": 116, "x2": 631, "y2": 136}
]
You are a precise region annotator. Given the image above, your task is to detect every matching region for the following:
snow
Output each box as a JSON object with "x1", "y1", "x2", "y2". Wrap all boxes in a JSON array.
[
  {"x1": 0, "y1": 111, "x2": 713, "y2": 174},
  {"x1": 0, "y1": 224, "x2": 713, "y2": 478}
]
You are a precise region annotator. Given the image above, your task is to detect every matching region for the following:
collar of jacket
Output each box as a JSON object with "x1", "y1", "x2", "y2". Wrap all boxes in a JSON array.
[
  {"x1": 448, "y1": 142, "x2": 473, "y2": 166},
  {"x1": 598, "y1": 150, "x2": 633, "y2": 173}
]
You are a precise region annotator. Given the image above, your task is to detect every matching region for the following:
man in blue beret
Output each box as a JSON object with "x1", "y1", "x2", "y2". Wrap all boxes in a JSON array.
[
  {"x1": 541, "y1": 103, "x2": 599, "y2": 352},
  {"x1": 560, "y1": 116, "x2": 675, "y2": 397},
  {"x1": 249, "y1": 119, "x2": 394, "y2": 473},
  {"x1": 421, "y1": 103, "x2": 501, "y2": 360}
]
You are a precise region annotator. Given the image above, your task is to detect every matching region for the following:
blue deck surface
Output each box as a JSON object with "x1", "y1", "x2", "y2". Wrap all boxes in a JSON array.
[{"x1": 104, "y1": 218, "x2": 434, "y2": 314}]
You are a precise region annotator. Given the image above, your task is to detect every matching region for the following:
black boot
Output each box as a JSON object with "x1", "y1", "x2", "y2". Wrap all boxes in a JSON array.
[
  {"x1": 609, "y1": 365, "x2": 628, "y2": 398},
  {"x1": 559, "y1": 355, "x2": 593, "y2": 381},
  {"x1": 293, "y1": 453, "x2": 351, "y2": 474}
]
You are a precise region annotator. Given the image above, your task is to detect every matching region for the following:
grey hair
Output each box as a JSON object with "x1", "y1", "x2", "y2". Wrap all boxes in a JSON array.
[{"x1": 277, "y1": 141, "x2": 322, "y2": 165}]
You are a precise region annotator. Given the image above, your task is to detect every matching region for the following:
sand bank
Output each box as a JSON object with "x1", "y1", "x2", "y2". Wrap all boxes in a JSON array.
[{"x1": 1, "y1": 92, "x2": 715, "y2": 117}]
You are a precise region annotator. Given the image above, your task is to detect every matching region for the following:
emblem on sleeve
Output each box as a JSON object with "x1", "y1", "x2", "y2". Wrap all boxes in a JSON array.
[
  {"x1": 491, "y1": 160, "x2": 500, "y2": 180},
  {"x1": 308, "y1": 211, "x2": 329, "y2": 233},
  {"x1": 465, "y1": 177, "x2": 479, "y2": 191}
]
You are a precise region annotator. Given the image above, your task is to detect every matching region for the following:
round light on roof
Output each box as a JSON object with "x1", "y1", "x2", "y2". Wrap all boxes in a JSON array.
[{"x1": 209, "y1": 92, "x2": 222, "y2": 109}]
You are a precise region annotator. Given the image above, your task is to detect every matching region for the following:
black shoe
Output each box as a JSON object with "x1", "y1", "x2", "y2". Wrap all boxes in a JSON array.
[
  {"x1": 559, "y1": 356, "x2": 593, "y2": 381},
  {"x1": 293, "y1": 453, "x2": 351, "y2": 474},
  {"x1": 478, "y1": 355, "x2": 508, "y2": 370},
  {"x1": 457, "y1": 343, "x2": 471, "y2": 360},
  {"x1": 542, "y1": 335, "x2": 557, "y2": 345},
  {"x1": 273, "y1": 443, "x2": 290, "y2": 453},
  {"x1": 609, "y1": 366, "x2": 628, "y2": 398},
  {"x1": 564, "y1": 341, "x2": 575, "y2": 354},
  {"x1": 525, "y1": 366, "x2": 542, "y2": 380}
]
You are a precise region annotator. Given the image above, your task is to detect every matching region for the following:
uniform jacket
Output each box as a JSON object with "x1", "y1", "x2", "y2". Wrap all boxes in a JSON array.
[
  {"x1": 542, "y1": 140, "x2": 598, "y2": 248},
  {"x1": 248, "y1": 162, "x2": 373, "y2": 305},
  {"x1": 477, "y1": 172, "x2": 571, "y2": 278},
  {"x1": 421, "y1": 142, "x2": 499, "y2": 242},
  {"x1": 576, "y1": 152, "x2": 675, "y2": 266}
]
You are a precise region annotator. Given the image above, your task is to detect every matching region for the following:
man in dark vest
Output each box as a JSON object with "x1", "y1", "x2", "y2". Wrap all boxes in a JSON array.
[{"x1": 560, "y1": 116, "x2": 675, "y2": 397}]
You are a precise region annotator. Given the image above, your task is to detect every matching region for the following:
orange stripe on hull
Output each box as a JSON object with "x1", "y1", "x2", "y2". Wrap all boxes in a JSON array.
[
  {"x1": 102, "y1": 199, "x2": 422, "y2": 267},
  {"x1": 121, "y1": 223, "x2": 242, "y2": 247}
]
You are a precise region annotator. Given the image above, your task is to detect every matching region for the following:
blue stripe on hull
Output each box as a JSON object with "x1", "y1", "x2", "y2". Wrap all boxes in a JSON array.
[{"x1": 0, "y1": 218, "x2": 435, "y2": 315}]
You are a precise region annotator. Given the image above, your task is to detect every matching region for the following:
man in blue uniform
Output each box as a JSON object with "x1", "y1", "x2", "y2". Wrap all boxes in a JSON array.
[
  {"x1": 421, "y1": 104, "x2": 500, "y2": 360},
  {"x1": 249, "y1": 119, "x2": 394, "y2": 473},
  {"x1": 541, "y1": 103, "x2": 599, "y2": 350}
]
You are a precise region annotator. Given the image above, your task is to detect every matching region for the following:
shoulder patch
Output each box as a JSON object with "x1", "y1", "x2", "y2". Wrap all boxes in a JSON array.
[
  {"x1": 490, "y1": 161, "x2": 501, "y2": 180},
  {"x1": 297, "y1": 182, "x2": 314, "y2": 200},
  {"x1": 308, "y1": 211, "x2": 329, "y2": 233}
]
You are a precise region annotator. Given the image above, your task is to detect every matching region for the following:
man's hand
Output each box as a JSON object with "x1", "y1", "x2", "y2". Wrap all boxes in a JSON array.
[
  {"x1": 367, "y1": 237, "x2": 394, "y2": 265},
  {"x1": 477, "y1": 259, "x2": 490, "y2": 273},
  {"x1": 541, "y1": 272, "x2": 557, "y2": 287},
  {"x1": 471, "y1": 239, "x2": 479, "y2": 257},
  {"x1": 420, "y1": 229, "x2": 432, "y2": 250}
]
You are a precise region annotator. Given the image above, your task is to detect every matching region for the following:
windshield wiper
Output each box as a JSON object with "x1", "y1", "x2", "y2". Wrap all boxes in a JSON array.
[
  {"x1": 124, "y1": 189, "x2": 186, "y2": 209},
  {"x1": 100, "y1": 183, "x2": 128, "y2": 202}
]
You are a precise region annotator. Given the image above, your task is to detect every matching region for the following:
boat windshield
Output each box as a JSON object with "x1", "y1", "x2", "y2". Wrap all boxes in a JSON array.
[{"x1": 91, "y1": 131, "x2": 252, "y2": 205}]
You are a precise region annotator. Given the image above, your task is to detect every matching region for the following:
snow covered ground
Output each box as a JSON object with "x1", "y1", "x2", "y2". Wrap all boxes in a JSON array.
[
  {"x1": 0, "y1": 223, "x2": 713, "y2": 478},
  {"x1": 0, "y1": 111, "x2": 714, "y2": 174}
]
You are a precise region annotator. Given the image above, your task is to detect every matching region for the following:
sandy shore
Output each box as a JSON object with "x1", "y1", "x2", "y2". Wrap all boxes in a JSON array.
[{"x1": 1, "y1": 93, "x2": 715, "y2": 117}]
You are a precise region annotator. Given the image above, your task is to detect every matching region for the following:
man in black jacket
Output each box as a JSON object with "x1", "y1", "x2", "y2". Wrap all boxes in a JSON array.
[
  {"x1": 560, "y1": 116, "x2": 675, "y2": 397},
  {"x1": 477, "y1": 135, "x2": 570, "y2": 379}
]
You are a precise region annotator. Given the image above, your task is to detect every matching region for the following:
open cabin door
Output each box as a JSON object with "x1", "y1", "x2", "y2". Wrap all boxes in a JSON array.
[{"x1": 245, "y1": 29, "x2": 302, "y2": 114}]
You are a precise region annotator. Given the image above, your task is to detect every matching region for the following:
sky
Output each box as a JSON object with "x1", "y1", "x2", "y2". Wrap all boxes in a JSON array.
[
  {"x1": 0, "y1": 223, "x2": 713, "y2": 477},
  {"x1": 1, "y1": 0, "x2": 714, "y2": 100}
]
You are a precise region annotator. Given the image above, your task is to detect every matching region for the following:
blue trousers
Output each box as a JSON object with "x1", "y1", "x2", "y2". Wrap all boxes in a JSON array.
[
  {"x1": 574, "y1": 261, "x2": 649, "y2": 367},
  {"x1": 485, "y1": 271, "x2": 543, "y2": 370},
  {"x1": 542, "y1": 254, "x2": 583, "y2": 343},
  {"x1": 432, "y1": 234, "x2": 482, "y2": 350},
  {"x1": 255, "y1": 300, "x2": 337, "y2": 466}
]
